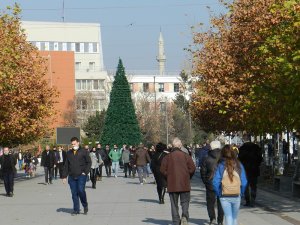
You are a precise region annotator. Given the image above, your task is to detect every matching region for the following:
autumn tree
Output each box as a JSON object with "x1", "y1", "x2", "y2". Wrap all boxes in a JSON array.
[
  {"x1": 191, "y1": 0, "x2": 300, "y2": 134},
  {"x1": 0, "y1": 5, "x2": 58, "y2": 146}
]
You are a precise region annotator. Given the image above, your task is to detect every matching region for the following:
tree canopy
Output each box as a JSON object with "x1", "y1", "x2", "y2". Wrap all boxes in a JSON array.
[{"x1": 0, "y1": 5, "x2": 58, "y2": 146}]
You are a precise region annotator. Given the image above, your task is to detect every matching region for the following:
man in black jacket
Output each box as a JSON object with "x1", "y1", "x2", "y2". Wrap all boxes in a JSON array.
[
  {"x1": 41, "y1": 145, "x2": 56, "y2": 184},
  {"x1": 239, "y1": 135, "x2": 263, "y2": 207},
  {"x1": 200, "y1": 140, "x2": 224, "y2": 225},
  {"x1": 62, "y1": 137, "x2": 91, "y2": 215},
  {"x1": 0, "y1": 147, "x2": 17, "y2": 197}
]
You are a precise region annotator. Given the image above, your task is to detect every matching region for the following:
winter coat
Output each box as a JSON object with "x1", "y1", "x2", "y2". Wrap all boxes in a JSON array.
[
  {"x1": 200, "y1": 148, "x2": 222, "y2": 190},
  {"x1": 0, "y1": 154, "x2": 17, "y2": 174},
  {"x1": 122, "y1": 149, "x2": 130, "y2": 163},
  {"x1": 151, "y1": 150, "x2": 169, "y2": 188},
  {"x1": 98, "y1": 148, "x2": 109, "y2": 164},
  {"x1": 160, "y1": 148, "x2": 196, "y2": 193},
  {"x1": 90, "y1": 152, "x2": 100, "y2": 169},
  {"x1": 198, "y1": 146, "x2": 210, "y2": 167},
  {"x1": 238, "y1": 142, "x2": 263, "y2": 178},
  {"x1": 212, "y1": 160, "x2": 247, "y2": 198},
  {"x1": 109, "y1": 149, "x2": 122, "y2": 162},
  {"x1": 41, "y1": 150, "x2": 56, "y2": 168},
  {"x1": 134, "y1": 148, "x2": 151, "y2": 166},
  {"x1": 62, "y1": 147, "x2": 92, "y2": 178}
]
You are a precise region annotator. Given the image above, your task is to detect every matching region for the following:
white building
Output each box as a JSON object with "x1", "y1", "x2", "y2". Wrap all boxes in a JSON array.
[{"x1": 22, "y1": 21, "x2": 111, "y2": 125}]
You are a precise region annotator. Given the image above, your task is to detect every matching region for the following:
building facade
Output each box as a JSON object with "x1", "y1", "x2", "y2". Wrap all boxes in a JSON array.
[{"x1": 22, "y1": 21, "x2": 111, "y2": 126}]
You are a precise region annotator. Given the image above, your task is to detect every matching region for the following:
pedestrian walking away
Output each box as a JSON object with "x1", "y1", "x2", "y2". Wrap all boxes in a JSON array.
[
  {"x1": 41, "y1": 145, "x2": 56, "y2": 184},
  {"x1": 0, "y1": 147, "x2": 17, "y2": 197},
  {"x1": 89, "y1": 147, "x2": 100, "y2": 189},
  {"x1": 213, "y1": 145, "x2": 247, "y2": 225},
  {"x1": 134, "y1": 144, "x2": 151, "y2": 185},
  {"x1": 201, "y1": 140, "x2": 224, "y2": 225},
  {"x1": 150, "y1": 142, "x2": 169, "y2": 204},
  {"x1": 238, "y1": 134, "x2": 263, "y2": 207},
  {"x1": 17, "y1": 149, "x2": 23, "y2": 171},
  {"x1": 121, "y1": 145, "x2": 131, "y2": 178},
  {"x1": 160, "y1": 137, "x2": 196, "y2": 225},
  {"x1": 62, "y1": 137, "x2": 92, "y2": 216},
  {"x1": 104, "y1": 145, "x2": 112, "y2": 177}
]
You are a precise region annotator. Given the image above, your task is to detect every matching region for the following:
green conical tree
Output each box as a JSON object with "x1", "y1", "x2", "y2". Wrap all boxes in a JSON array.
[{"x1": 101, "y1": 59, "x2": 141, "y2": 146}]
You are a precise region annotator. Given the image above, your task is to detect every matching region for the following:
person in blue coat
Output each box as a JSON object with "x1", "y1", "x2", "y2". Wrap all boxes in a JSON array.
[{"x1": 213, "y1": 145, "x2": 247, "y2": 225}]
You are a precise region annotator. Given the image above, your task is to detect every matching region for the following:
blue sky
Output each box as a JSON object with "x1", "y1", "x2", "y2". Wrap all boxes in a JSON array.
[{"x1": 0, "y1": 0, "x2": 224, "y2": 72}]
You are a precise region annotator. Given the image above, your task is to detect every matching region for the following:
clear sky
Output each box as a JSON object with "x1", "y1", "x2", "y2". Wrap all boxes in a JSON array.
[{"x1": 0, "y1": 0, "x2": 224, "y2": 72}]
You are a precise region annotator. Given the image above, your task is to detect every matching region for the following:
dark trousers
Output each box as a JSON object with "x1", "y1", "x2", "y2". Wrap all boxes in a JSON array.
[
  {"x1": 68, "y1": 175, "x2": 88, "y2": 212},
  {"x1": 245, "y1": 176, "x2": 258, "y2": 204},
  {"x1": 129, "y1": 165, "x2": 136, "y2": 176},
  {"x1": 206, "y1": 188, "x2": 223, "y2": 223},
  {"x1": 90, "y1": 168, "x2": 97, "y2": 187},
  {"x1": 98, "y1": 165, "x2": 103, "y2": 177},
  {"x1": 157, "y1": 186, "x2": 166, "y2": 201},
  {"x1": 3, "y1": 172, "x2": 14, "y2": 194},
  {"x1": 124, "y1": 163, "x2": 130, "y2": 177},
  {"x1": 104, "y1": 163, "x2": 111, "y2": 177},
  {"x1": 44, "y1": 167, "x2": 54, "y2": 183},
  {"x1": 169, "y1": 192, "x2": 190, "y2": 225}
]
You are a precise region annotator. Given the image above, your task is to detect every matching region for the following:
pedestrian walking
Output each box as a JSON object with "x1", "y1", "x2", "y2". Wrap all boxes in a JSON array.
[
  {"x1": 129, "y1": 146, "x2": 137, "y2": 178},
  {"x1": 96, "y1": 144, "x2": 104, "y2": 181},
  {"x1": 122, "y1": 145, "x2": 131, "y2": 178},
  {"x1": 200, "y1": 140, "x2": 224, "y2": 225},
  {"x1": 62, "y1": 137, "x2": 91, "y2": 215},
  {"x1": 109, "y1": 145, "x2": 122, "y2": 178},
  {"x1": 17, "y1": 149, "x2": 23, "y2": 171},
  {"x1": 150, "y1": 142, "x2": 169, "y2": 204},
  {"x1": 212, "y1": 145, "x2": 247, "y2": 225},
  {"x1": 104, "y1": 145, "x2": 112, "y2": 177},
  {"x1": 23, "y1": 150, "x2": 32, "y2": 177},
  {"x1": 0, "y1": 147, "x2": 17, "y2": 197},
  {"x1": 134, "y1": 144, "x2": 151, "y2": 185},
  {"x1": 238, "y1": 134, "x2": 263, "y2": 207},
  {"x1": 56, "y1": 146, "x2": 66, "y2": 179},
  {"x1": 90, "y1": 147, "x2": 99, "y2": 189},
  {"x1": 41, "y1": 145, "x2": 56, "y2": 184},
  {"x1": 160, "y1": 138, "x2": 196, "y2": 225}
]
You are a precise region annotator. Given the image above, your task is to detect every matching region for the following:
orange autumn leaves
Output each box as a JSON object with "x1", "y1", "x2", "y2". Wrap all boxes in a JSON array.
[
  {"x1": 0, "y1": 5, "x2": 58, "y2": 146},
  {"x1": 191, "y1": 0, "x2": 300, "y2": 134}
]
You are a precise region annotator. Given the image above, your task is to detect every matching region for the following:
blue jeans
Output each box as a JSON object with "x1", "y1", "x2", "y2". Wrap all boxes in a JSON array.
[
  {"x1": 112, "y1": 161, "x2": 119, "y2": 177},
  {"x1": 18, "y1": 160, "x2": 23, "y2": 170},
  {"x1": 68, "y1": 175, "x2": 88, "y2": 212},
  {"x1": 137, "y1": 165, "x2": 147, "y2": 183},
  {"x1": 220, "y1": 196, "x2": 241, "y2": 225}
]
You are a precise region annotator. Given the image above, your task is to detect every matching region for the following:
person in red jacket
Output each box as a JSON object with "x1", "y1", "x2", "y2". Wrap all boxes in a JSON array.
[{"x1": 160, "y1": 137, "x2": 196, "y2": 225}]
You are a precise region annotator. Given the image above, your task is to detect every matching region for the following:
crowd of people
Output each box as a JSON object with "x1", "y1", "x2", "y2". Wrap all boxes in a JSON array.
[{"x1": 0, "y1": 135, "x2": 265, "y2": 225}]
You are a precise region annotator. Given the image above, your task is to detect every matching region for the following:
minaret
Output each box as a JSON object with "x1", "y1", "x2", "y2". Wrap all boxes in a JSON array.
[{"x1": 156, "y1": 31, "x2": 166, "y2": 75}]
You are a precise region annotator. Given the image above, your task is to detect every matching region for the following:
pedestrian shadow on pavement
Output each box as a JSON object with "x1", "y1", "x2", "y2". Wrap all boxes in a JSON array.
[
  {"x1": 142, "y1": 218, "x2": 207, "y2": 225},
  {"x1": 138, "y1": 198, "x2": 159, "y2": 204},
  {"x1": 56, "y1": 208, "x2": 73, "y2": 214}
]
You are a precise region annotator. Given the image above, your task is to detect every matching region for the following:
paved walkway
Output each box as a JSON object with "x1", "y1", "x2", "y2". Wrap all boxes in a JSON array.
[{"x1": 0, "y1": 167, "x2": 299, "y2": 225}]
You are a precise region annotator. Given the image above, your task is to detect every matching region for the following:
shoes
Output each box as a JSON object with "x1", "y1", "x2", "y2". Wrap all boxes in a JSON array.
[
  {"x1": 83, "y1": 207, "x2": 88, "y2": 215},
  {"x1": 143, "y1": 178, "x2": 147, "y2": 184},
  {"x1": 218, "y1": 223, "x2": 223, "y2": 225},
  {"x1": 71, "y1": 211, "x2": 79, "y2": 216},
  {"x1": 181, "y1": 216, "x2": 189, "y2": 225},
  {"x1": 140, "y1": 183, "x2": 144, "y2": 185},
  {"x1": 9, "y1": 192, "x2": 14, "y2": 197},
  {"x1": 209, "y1": 219, "x2": 216, "y2": 225},
  {"x1": 125, "y1": 175, "x2": 127, "y2": 178},
  {"x1": 244, "y1": 202, "x2": 251, "y2": 207}
]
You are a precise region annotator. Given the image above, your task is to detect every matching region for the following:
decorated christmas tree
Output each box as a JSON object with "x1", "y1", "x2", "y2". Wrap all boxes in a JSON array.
[{"x1": 101, "y1": 59, "x2": 141, "y2": 146}]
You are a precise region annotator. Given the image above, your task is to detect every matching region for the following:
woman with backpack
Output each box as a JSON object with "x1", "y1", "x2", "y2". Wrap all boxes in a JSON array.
[{"x1": 212, "y1": 145, "x2": 247, "y2": 225}]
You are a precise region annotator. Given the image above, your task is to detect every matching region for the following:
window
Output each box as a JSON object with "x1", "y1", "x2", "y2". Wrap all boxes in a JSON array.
[
  {"x1": 75, "y1": 62, "x2": 81, "y2": 70},
  {"x1": 54, "y1": 42, "x2": 59, "y2": 51},
  {"x1": 61, "y1": 42, "x2": 66, "y2": 51},
  {"x1": 92, "y1": 99, "x2": 101, "y2": 110},
  {"x1": 76, "y1": 80, "x2": 81, "y2": 90},
  {"x1": 92, "y1": 43, "x2": 98, "y2": 52},
  {"x1": 158, "y1": 83, "x2": 164, "y2": 92},
  {"x1": 160, "y1": 102, "x2": 166, "y2": 112},
  {"x1": 84, "y1": 43, "x2": 89, "y2": 53},
  {"x1": 49, "y1": 42, "x2": 54, "y2": 51},
  {"x1": 67, "y1": 43, "x2": 72, "y2": 51},
  {"x1": 76, "y1": 99, "x2": 87, "y2": 110},
  {"x1": 45, "y1": 42, "x2": 49, "y2": 51},
  {"x1": 81, "y1": 80, "x2": 86, "y2": 90},
  {"x1": 174, "y1": 83, "x2": 180, "y2": 92},
  {"x1": 75, "y1": 43, "x2": 80, "y2": 52},
  {"x1": 40, "y1": 42, "x2": 46, "y2": 51},
  {"x1": 89, "y1": 62, "x2": 95, "y2": 71},
  {"x1": 143, "y1": 83, "x2": 149, "y2": 92},
  {"x1": 93, "y1": 80, "x2": 99, "y2": 90},
  {"x1": 130, "y1": 83, "x2": 133, "y2": 92},
  {"x1": 87, "y1": 80, "x2": 92, "y2": 90}
]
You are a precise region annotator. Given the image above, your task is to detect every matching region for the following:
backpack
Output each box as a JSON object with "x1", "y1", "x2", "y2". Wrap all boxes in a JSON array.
[{"x1": 221, "y1": 169, "x2": 241, "y2": 196}]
